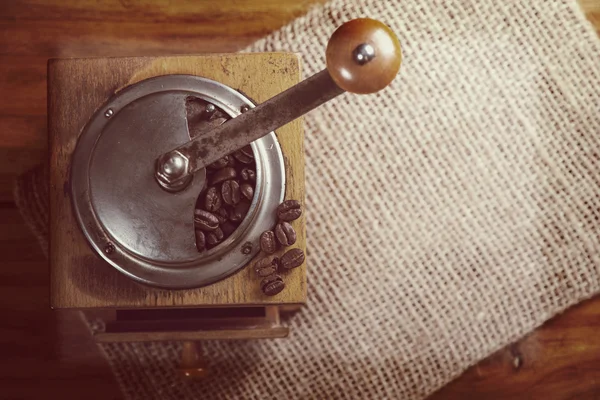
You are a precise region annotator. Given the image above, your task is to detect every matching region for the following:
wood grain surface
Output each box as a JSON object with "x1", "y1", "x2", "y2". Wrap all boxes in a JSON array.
[
  {"x1": 0, "y1": 0, "x2": 326, "y2": 204},
  {"x1": 0, "y1": 1, "x2": 599, "y2": 399},
  {"x1": 49, "y1": 54, "x2": 306, "y2": 308}
]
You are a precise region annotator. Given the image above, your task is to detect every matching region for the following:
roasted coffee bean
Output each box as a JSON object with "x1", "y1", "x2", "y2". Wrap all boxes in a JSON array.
[
  {"x1": 220, "y1": 221, "x2": 237, "y2": 237},
  {"x1": 261, "y1": 274, "x2": 285, "y2": 296},
  {"x1": 240, "y1": 183, "x2": 254, "y2": 201},
  {"x1": 233, "y1": 150, "x2": 252, "y2": 164},
  {"x1": 280, "y1": 248, "x2": 305, "y2": 270},
  {"x1": 241, "y1": 145, "x2": 254, "y2": 158},
  {"x1": 260, "y1": 230, "x2": 277, "y2": 254},
  {"x1": 204, "y1": 186, "x2": 222, "y2": 212},
  {"x1": 206, "y1": 227, "x2": 224, "y2": 245},
  {"x1": 275, "y1": 221, "x2": 297, "y2": 246},
  {"x1": 255, "y1": 257, "x2": 280, "y2": 277},
  {"x1": 229, "y1": 201, "x2": 250, "y2": 222},
  {"x1": 277, "y1": 199, "x2": 302, "y2": 221},
  {"x1": 215, "y1": 207, "x2": 229, "y2": 224},
  {"x1": 210, "y1": 167, "x2": 236, "y2": 185},
  {"x1": 227, "y1": 206, "x2": 240, "y2": 222},
  {"x1": 233, "y1": 145, "x2": 254, "y2": 164},
  {"x1": 207, "y1": 155, "x2": 230, "y2": 170},
  {"x1": 240, "y1": 168, "x2": 256, "y2": 182},
  {"x1": 226, "y1": 154, "x2": 237, "y2": 168},
  {"x1": 194, "y1": 209, "x2": 219, "y2": 231},
  {"x1": 221, "y1": 180, "x2": 241, "y2": 206},
  {"x1": 195, "y1": 230, "x2": 206, "y2": 252}
]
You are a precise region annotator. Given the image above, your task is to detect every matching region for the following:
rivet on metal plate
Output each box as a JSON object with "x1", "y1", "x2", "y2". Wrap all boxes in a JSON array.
[
  {"x1": 241, "y1": 242, "x2": 253, "y2": 255},
  {"x1": 104, "y1": 242, "x2": 115, "y2": 255},
  {"x1": 104, "y1": 108, "x2": 114, "y2": 118}
]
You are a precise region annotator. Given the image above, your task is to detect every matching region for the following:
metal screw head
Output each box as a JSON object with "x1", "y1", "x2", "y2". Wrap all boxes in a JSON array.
[
  {"x1": 240, "y1": 105, "x2": 250, "y2": 113},
  {"x1": 352, "y1": 43, "x2": 376, "y2": 65},
  {"x1": 205, "y1": 103, "x2": 216, "y2": 114},
  {"x1": 241, "y1": 242, "x2": 252, "y2": 254},
  {"x1": 161, "y1": 152, "x2": 187, "y2": 177},
  {"x1": 104, "y1": 242, "x2": 115, "y2": 255},
  {"x1": 104, "y1": 108, "x2": 114, "y2": 118},
  {"x1": 155, "y1": 150, "x2": 193, "y2": 192}
]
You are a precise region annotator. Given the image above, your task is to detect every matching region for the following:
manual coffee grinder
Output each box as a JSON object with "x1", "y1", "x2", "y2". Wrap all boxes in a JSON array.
[{"x1": 49, "y1": 18, "x2": 401, "y2": 374}]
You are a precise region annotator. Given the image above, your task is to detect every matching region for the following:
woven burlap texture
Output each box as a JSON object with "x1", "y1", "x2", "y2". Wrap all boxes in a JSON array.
[{"x1": 16, "y1": 0, "x2": 600, "y2": 398}]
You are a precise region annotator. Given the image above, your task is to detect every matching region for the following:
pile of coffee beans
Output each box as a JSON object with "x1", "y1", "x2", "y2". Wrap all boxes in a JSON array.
[
  {"x1": 194, "y1": 145, "x2": 256, "y2": 252},
  {"x1": 255, "y1": 200, "x2": 306, "y2": 296}
]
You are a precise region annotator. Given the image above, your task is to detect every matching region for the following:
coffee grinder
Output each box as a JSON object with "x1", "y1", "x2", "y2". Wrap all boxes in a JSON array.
[{"x1": 49, "y1": 18, "x2": 401, "y2": 376}]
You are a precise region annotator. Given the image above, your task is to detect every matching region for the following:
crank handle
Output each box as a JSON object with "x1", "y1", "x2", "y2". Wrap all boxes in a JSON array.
[{"x1": 155, "y1": 18, "x2": 402, "y2": 192}]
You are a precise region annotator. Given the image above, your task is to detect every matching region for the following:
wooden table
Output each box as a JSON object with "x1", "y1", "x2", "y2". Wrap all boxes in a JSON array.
[{"x1": 0, "y1": 1, "x2": 598, "y2": 398}]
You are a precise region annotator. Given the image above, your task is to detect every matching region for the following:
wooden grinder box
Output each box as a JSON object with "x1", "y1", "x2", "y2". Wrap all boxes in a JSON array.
[{"x1": 49, "y1": 53, "x2": 306, "y2": 342}]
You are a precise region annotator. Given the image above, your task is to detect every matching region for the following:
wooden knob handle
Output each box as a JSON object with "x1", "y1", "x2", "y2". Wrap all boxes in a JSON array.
[
  {"x1": 178, "y1": 341, "x2": 209, "y2": 381},
  {"x1": 326, "y1": 18, "x2": 402, "y2": 94}
]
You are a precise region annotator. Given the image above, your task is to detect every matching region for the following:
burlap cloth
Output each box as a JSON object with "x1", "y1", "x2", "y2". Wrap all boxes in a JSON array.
[{"x1": 14, "y1": 0, "x2": 600, "y2": 398}]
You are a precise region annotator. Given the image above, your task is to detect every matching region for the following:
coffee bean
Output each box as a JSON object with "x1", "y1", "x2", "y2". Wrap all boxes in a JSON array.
[
  {"x1": 220, "y1": 221, "x2": 237, "y2": 237},
  {"x1": 260, "y1": 230, "x2": 277, "y2": 254},
  {"x1": 277, "y1": 200, "x2": 302, "y2": 221},
  {"x1": 261, "y1": 274, "x2": 285, "y2": 296},
  {"x1": 206, "y1": 227, "x2": 224, "y2": 245},
  {"x1": 215, "y1": 207, "x2": 229, "y2": 224},
  {"x1": 195, "y1": 230, "x2": 206, "y2": 252},
  {"x1": 204, "y1": 186, "x2": 222, "y2": 212},
  {"x1": 210, "y1": 167, "x2": 236, "y2": 185},
  {"x1": 194, "y1": 209, "x2": 219, "y2": 231},
  {"x1": 280, "y1": 248, "x2": 305, "y2": 270},
  {"x1": 240, "y1": 168, "x2": 256, "y2": 182},
  {"x1": 229, "y1": 201, "x2": 250, "y2": 222},
  {"x1": 221, "y1": 180, "x2": 241, "y2": 206},
  {"x1": 233, "y1": 145, "x2": 254, "y2": 164},
  {"x1": 226, "y1": 155, "x2": 237, "y2": 168},
  {"x1": 254, "y1": 256, "x2": 279, "y2": 277},
  {"x1": 275, "y1": 221, "x2": 296, "y2": 246},
  {"x1": 207, "y1": 155, "x2": 230, "y2": 170},
  {"x1": 241, "y1": 145, "x2": 254, "y2": 158},
  {"x1": 240, "y1": 183, "x2": 254, "y2": 201}
]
